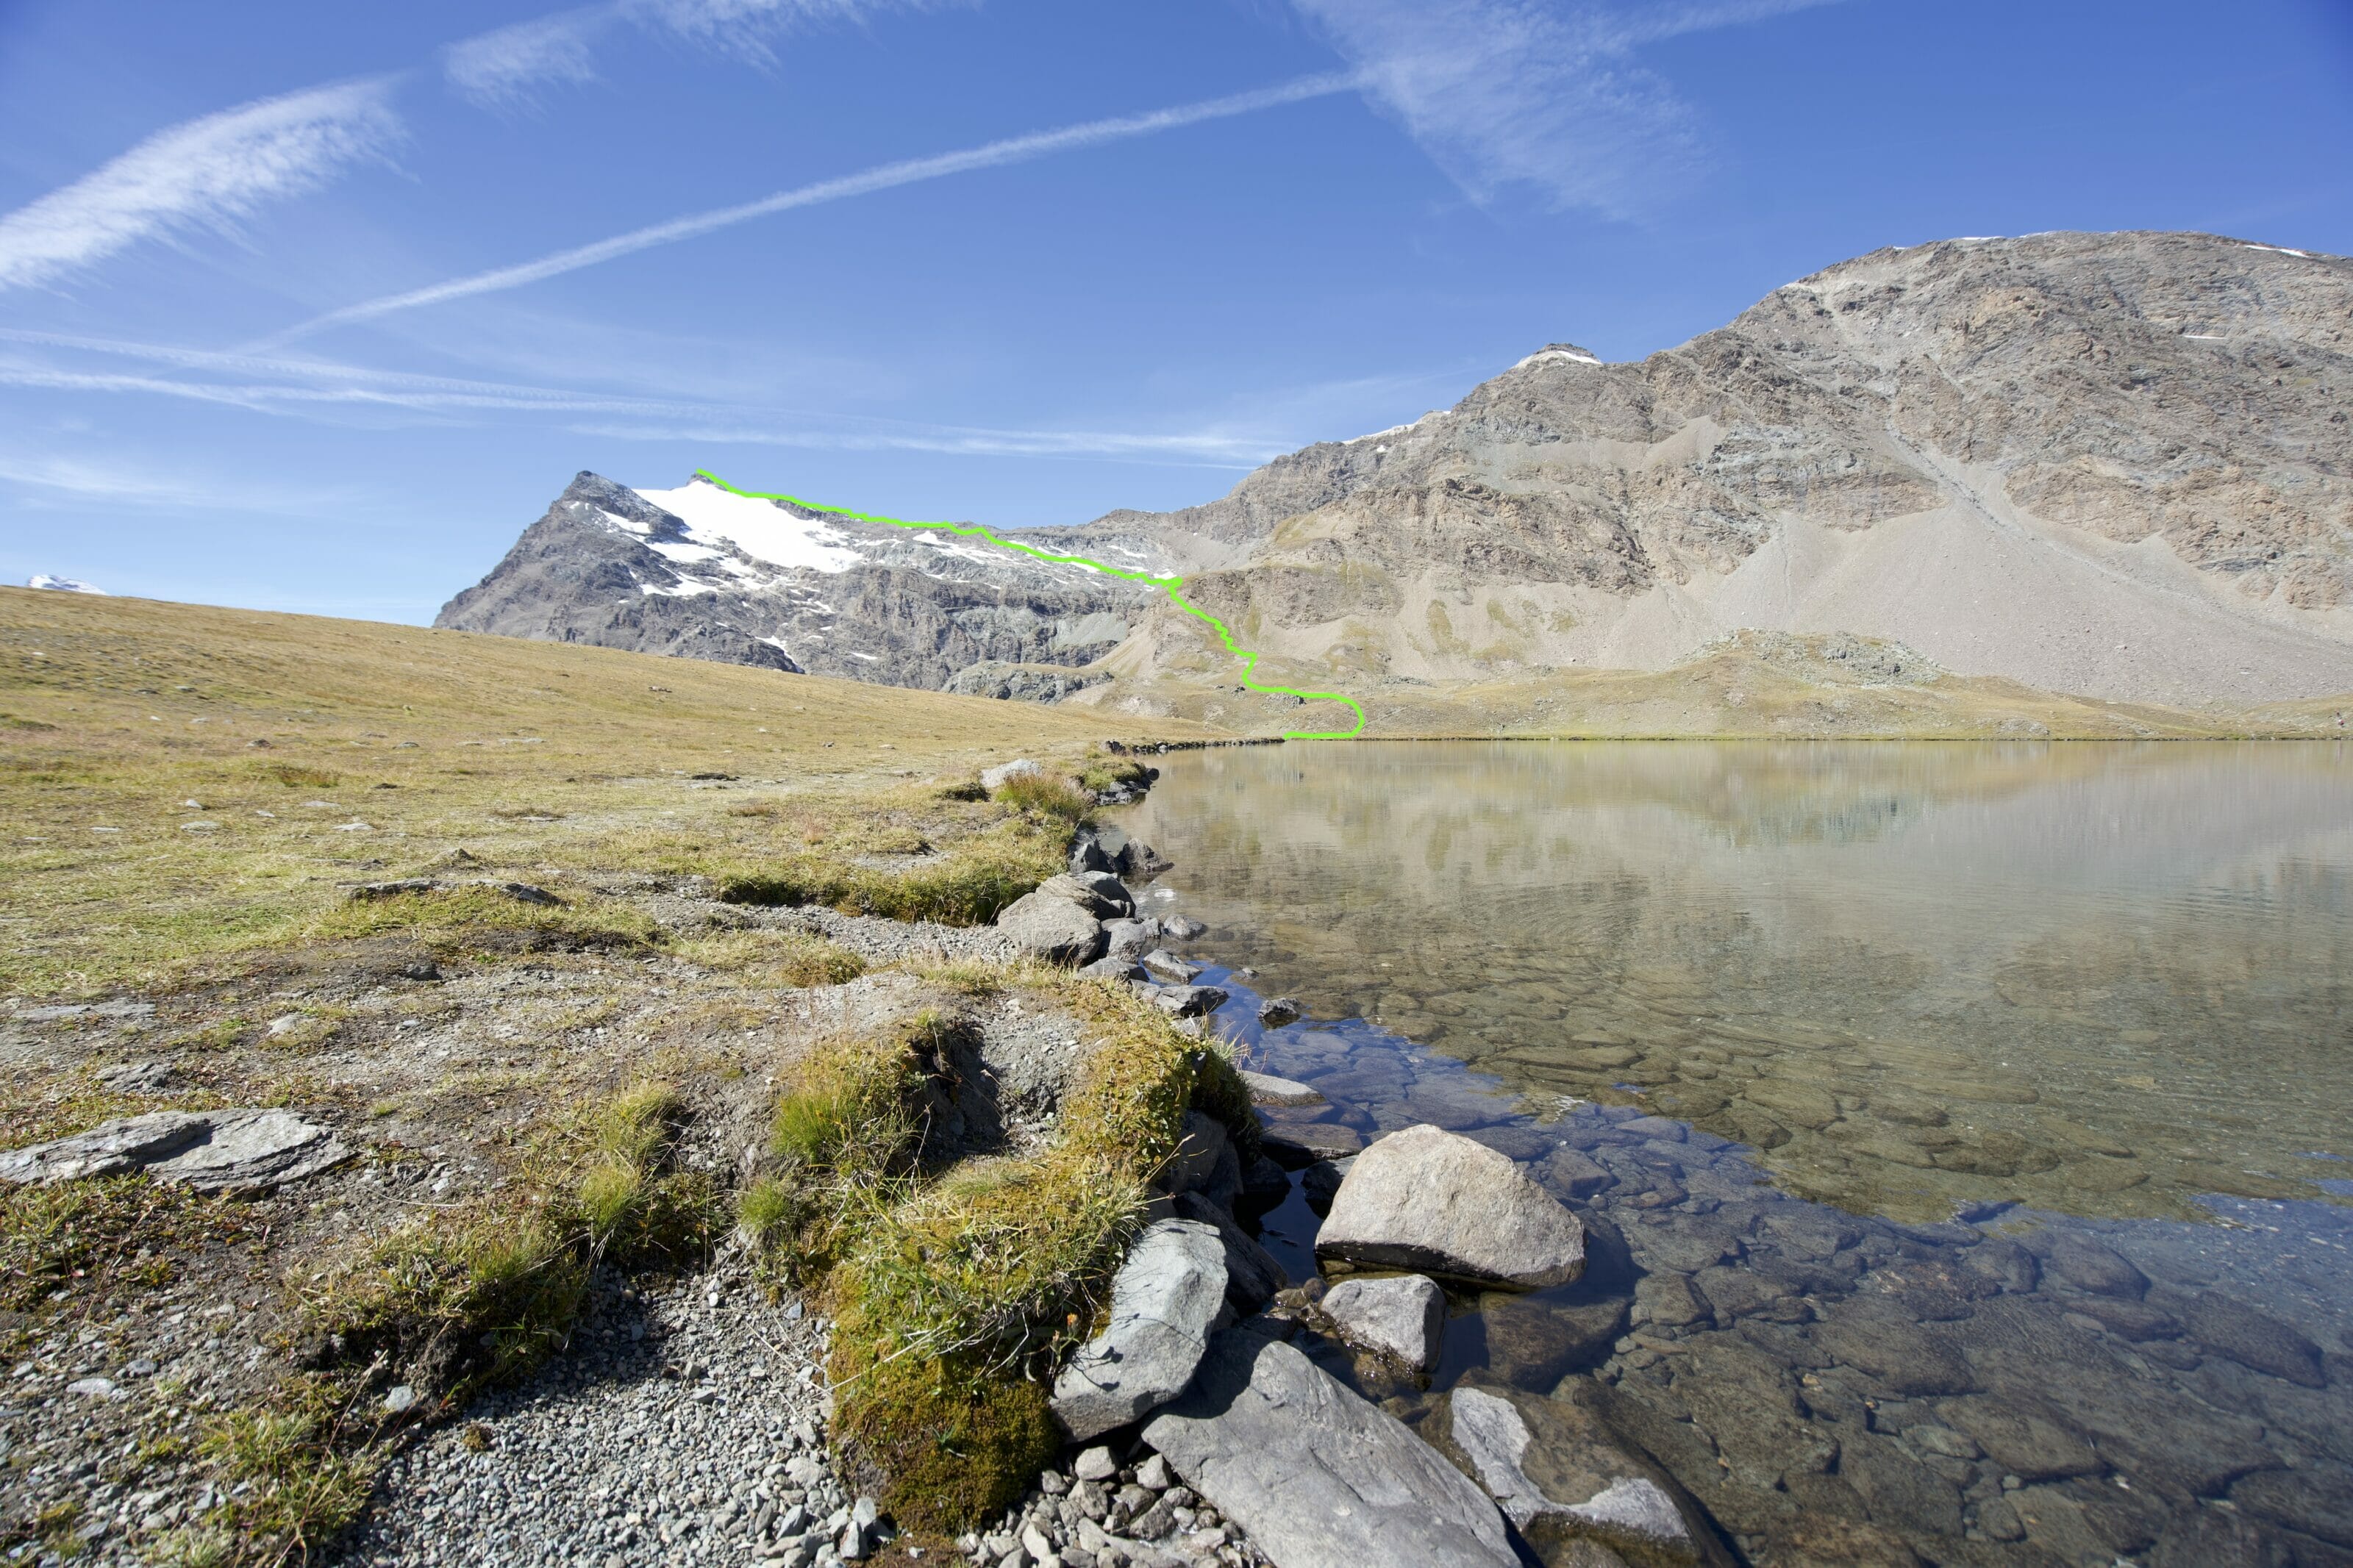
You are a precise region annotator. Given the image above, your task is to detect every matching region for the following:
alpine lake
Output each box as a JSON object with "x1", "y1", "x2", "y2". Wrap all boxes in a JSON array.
[{"x1": 1119, "y1": 740, "x2": 2353, "y2": 1568}]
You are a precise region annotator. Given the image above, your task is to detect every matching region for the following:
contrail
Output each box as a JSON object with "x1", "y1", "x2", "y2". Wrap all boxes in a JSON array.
[{"x1": 261, "y1": 71, "x2": 1358, "y2": 346}]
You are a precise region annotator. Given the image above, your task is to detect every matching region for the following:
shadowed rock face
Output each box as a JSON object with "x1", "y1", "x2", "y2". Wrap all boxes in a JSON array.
[{"x1": 443, "y1": 234, "x2": 2353, "y2": 706}]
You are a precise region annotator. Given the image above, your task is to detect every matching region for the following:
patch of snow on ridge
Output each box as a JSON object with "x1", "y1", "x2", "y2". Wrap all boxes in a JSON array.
[
  {"x1": 28, "y1": 574, "x2": 106, "y2": 593},
  {"x1": 2238, "y1": 242, "x2": 2314, "y2": 259},
  {"x1": 633, "y1": 478, "x2": 864, "y2": 575},
  {"x1": 1513, "y1": 346, "x2": 1602, "y2": 369},
  {"x1": 1346, "y1": 409, "x2": 1449, "y2": 445}
]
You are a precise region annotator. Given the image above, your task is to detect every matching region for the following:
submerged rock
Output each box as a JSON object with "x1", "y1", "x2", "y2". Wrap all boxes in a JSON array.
[
  {"x1": 1430, "y1": 1382, "x2": 1732, "y2": 1567},
  {"x1": 1239, "y1": 1069, "x2": 1322, "y2": 1107},
  {"x1": 1261, "y1": 1121, "x2": 1365, "y2": 1168},
  {"x1": 1139, "y1": 948, "x2": 1202, "y2": 984},
  {"x1": 1143, "y1": 1331, "x2": 1518, "y2": 1568},
  {"x1": 1051, "y1": 1219, "x2": 1227, "y2": 1441},
  {"x1": 0, "y1": 1109, "x2": 350, "y2": 1195},
  {"x1": 1149, "y1": 984, "x2": 1227, "y2": 1019},
  {"x1": 1318, "y1": 1124, "x2": 1588, "y2": 1289}
]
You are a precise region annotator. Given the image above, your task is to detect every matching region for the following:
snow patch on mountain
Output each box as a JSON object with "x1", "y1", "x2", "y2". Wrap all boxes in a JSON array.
[
  {"x1": 630, "y1": 478, "x2": 863, "y2": 574},
  {"x1": 27, "y1": 574, "x2": 105, "y2": 594},
  {"x1": 1513, "y1": 343, "x2": 1602, "y2": 369}
]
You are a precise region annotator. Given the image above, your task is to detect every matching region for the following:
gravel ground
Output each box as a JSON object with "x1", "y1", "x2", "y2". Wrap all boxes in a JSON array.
[
  {"x1": 336, "y1": 1251, "x2": 857, "y2": 1568},
  {"x1": 336, "y1": 1244, "x2": 1269, "y2": 1568}
]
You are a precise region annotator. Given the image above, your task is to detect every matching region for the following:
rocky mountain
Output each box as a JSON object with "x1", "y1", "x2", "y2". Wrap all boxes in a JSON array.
[
  {"x1": 435, "y1": 473, "x2": 1151, "y2": 688},
  {"x1": 443, "y1": 232, "x2": 2353, "y2": 708}
]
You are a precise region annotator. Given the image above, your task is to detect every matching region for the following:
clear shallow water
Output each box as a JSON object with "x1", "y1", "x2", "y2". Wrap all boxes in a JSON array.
[{"x1": 1122, "y1": 742, "x2": 2353, "y2": 1567}]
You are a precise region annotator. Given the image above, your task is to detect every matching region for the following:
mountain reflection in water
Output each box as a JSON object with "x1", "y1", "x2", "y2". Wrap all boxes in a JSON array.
[
  {"x1": 1129, "y1": 740, "x2": 2353, "y2": 1223},
  {"x1": 1121, "y1": 741, "x2": 2352, "y2": 1567}
]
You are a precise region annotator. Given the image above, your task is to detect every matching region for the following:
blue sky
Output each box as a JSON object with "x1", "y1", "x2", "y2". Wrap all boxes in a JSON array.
[{"x1": 2, "y1": 0, "x2": 2349, "y2": 622}]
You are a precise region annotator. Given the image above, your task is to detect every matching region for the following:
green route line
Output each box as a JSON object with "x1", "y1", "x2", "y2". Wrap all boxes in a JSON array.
[{"x1": 694, "y1": 470, "x2": 1367, "y2": 740}]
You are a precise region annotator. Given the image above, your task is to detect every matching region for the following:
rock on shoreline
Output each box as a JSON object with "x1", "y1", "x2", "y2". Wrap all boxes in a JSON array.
[{"x1": 1315, "y1": 1123, "x2": 1588, "y2": 1289}]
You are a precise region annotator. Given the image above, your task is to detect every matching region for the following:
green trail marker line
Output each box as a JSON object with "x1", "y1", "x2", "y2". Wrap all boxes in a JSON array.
[{"x1": 695, "y1": 470, "x2": 1367, "y2": 740}]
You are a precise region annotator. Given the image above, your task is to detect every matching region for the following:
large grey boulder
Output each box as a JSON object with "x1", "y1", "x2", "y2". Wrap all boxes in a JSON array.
[
  {"x1": 1143, "y1": 1332, "x2": 1518, "y2": 1568},
  {"x1": 1429, "y1": 1383, "x2": 1732, "y2": 1567},
  {"x1": 1029, "y1": 872, "x2": 1129, "y2": 920},
  {"x1": 1323, "y1": 1274, "x2": 1446, "y2": 1371},
  {"x1": 0, "y1": 1110, "x2": 350, "y2": 1195},
  {"x1": 981, "y1": 759, "x2": 1040, "y2": 790},
  {"x1": 1052, "y1": 1220, "x2": 1228, "y2": 1441},
  {"x1": 1318, "y1": 1124, "x2": 1586, "y2": 1289},
  {"x1": 1172, "y1": 1191, "x2": 1288, "y2": 1316},
  {"x1": 993, "y1": 887, "x2": 1106, "y2": 966}
]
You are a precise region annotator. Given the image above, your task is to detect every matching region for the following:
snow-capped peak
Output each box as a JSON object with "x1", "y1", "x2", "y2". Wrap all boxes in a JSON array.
[
  {"x1": 1514, "y1": 343, "x2": 1602, "y2": 370},
  {"x1": 629, "y1": 477, "x2": 864, "y2": 575},
  {"x1": 27, "y1": 573, "x2": 105, "y2": 594}
]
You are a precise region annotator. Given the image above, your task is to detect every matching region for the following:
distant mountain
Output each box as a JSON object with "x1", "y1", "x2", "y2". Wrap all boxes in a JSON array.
[
  {"x1": 435, "y1": 473, "x2": 1149, "y2": 689},
  {"x1": 27, "y1": 575, "x2": 104, "y2": 594},
  {"x1": 443, "y1": 232, "x2": 2353, "y2": 708}
]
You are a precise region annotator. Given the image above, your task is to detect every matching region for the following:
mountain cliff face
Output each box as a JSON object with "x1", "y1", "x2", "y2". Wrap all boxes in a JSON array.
[
  {"x1": 1125, "y1": 231, "x2": 2353, "y2": 705},
  {"x1": 441, "y1": 232, "x2": 2353, "y2": 707}
]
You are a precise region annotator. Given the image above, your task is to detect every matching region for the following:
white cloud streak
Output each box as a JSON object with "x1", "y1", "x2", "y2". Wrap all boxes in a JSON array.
[
  {"x1": 0, "y1": 80, "x2": 403, "y2": 293},
  {"x1": 443, "y1": 10, "x2": 610, "y2": 106},
  {"x1": 443, "y1": 0, "x2": 960, "y2": 107},
  {"x1": 0, "y1": 331, "x2": 1291, "y2": 466},
  {"x1": 0, "y1": 451, "x2": 349, "y2": 514},
  {"x1": 1289, "y1": 0, "x2": 1849, "y2": 215},
  {"x1": 262, "y1": 72, "x2": 1359, "y2": 344}
]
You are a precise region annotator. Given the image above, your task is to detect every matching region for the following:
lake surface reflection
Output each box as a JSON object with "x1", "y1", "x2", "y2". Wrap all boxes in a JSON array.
[
  {"x1": 1121, "y1": 742, "x2": 2353, "y2": 1567},
  {"x1": 1129, "y1": 741, "x2": 2353, "y2": 1222}
]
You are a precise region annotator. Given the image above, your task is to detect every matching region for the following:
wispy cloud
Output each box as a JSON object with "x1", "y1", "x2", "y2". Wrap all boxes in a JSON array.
[
  {"x1": 0, "y1": 80, "x2": 403, "y2": 293},
  {"x1": 0, "y1": 450, "x2": 349, "y2": 514},
  {"x1": 0, "y1": 329, "x2": 1295, "y2": 466},
  {"x1": 262, "y1": 72, "x2": 1358, "y2": 343},
  {"x1": 1289, "y1": 0, "x2": 1849, "y2": 215},
  {"x1": 574, "y1": 418, "x2": 1280, "y2": 468},
  {"x1": 443, "y1": 0, "x2": 957, "y2": 107},
  {"x1": 443, "y1": 10, "x2": 610, "y2": 106}
]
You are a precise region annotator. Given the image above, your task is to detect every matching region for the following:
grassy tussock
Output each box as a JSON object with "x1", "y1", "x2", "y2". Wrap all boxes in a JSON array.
[
  {"x1": 743, "y1": 975, "x2": 1245, "y2": 1531},
  {"x1": 296, "y1": 1078, "x2": 713, "y2": 1455},
  {"x1": 716, "y1": 842, "x2": 1051, "y2": 926},
  {"x1": 1073, "y1": 755, "x2": 1152, "y2": 795},
  {"x1": 990, "y1": 770, "x2": 1092, "y2": 824}
]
